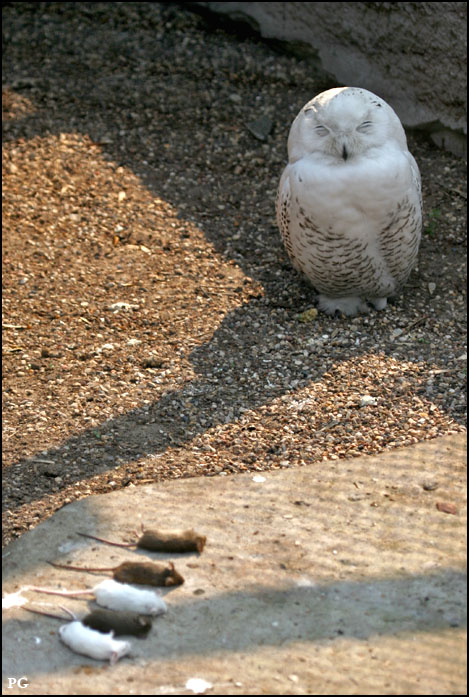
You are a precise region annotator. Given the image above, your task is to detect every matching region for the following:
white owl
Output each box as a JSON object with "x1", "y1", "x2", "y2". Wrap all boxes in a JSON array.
[{"x1": 276, "y1": 87, "x2": 422, "y2": 316}]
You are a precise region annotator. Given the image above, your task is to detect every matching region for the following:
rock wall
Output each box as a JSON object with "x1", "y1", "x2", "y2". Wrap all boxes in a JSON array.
[{"x1": 192, "y1": 2, "x2": 467, "y2": 156}]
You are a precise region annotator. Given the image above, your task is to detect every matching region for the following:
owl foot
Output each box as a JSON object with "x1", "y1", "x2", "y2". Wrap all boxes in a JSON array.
[
  {"x1": 317, "y1": 295, "x2": 370, "y2": 316},
  {"x1": 367, "y1": 297, "x2": 388, "y2": 311}
]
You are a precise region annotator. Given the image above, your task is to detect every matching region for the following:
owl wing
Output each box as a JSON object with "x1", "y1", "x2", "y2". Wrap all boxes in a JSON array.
[
  {"x1": 378, "y1": 153, "x2": 422, "y2": 289},
  {"x1": 276, "y1": 167, "x2": 289, "y2": 237},
  {"x1": 407, "y1": 151, "x2": 422, "y2": 208},
  {"x1": 276, "y1": 166, "x2": 300, "y2": 272}
]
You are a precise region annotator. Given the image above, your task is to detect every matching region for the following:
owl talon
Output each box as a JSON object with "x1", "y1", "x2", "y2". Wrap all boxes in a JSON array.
[
  {"x1": 368, "y1": 297, "x2": 388, "y2": 311},
  {"x1": 317, "y1": 295, "x2": 369, "y2": 317}
]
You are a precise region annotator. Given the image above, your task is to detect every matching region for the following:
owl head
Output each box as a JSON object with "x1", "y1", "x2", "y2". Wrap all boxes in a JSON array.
[{"x1": 287, "y1": 87, "x2": 408, "y2": 164}]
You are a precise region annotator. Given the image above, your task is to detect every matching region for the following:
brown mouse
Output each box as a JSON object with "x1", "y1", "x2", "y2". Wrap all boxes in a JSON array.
[
  {"x1": 23, "y1": 605, "x2": 152, "y2": 638},
  {"x1": 47, "y1": 559, "x2": 184, "y2": 587},
  {"x1": 78, "y1": 526, "x2": 206, "y2": 554}
]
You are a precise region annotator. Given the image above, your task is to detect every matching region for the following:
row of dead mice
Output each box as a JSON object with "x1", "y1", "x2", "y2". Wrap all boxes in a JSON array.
[{"x1": 22, "y1": 526, "x2": 207, "y2": 665}]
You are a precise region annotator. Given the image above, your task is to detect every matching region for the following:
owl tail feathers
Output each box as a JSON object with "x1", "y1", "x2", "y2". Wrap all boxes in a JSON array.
[{"x1": 317, "y1": 295, "x2": 371, "y2": 316}]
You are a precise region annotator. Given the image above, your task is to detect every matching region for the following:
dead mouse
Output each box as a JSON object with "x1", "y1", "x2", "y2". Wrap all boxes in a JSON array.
[
  {"x1": 78, "y1": 525, "x2": 206, "y2": 553},
  {"x1": 26, "y1": 579, "x2": 167, "y2": 616},
  {"x1": 48, "y1": 559, "x2": 184, "y2": 587},
  {"x1": 23, "y1": 605, "x2": 152, "y2": 638},
  {"x1": 24, "y1": 605, "x2": 132, "y2": 664},
  {"x1": 59, "y1": 620, "x2": 131, "y2": 664}
]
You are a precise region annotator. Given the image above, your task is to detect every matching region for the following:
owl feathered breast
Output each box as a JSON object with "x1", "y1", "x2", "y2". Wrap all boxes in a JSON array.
[{"x1": 276, "y1": 87, "x2": 422, "y2": 310}]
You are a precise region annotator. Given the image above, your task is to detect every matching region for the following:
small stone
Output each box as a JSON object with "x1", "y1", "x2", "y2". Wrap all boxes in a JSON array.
[
  {"x1": 391, "y1": 328, "x2": 404, "y2": 338},
  {"x1": 298, "y1": 308, "x2": 318, "y2": 323},
  {"x1": 436, "y1": 502, "x2": 458, "y2": 515},
  {"x1": 422, "y1": 480, "x2": 439, "y2": 491},
  {"x1": 108, "y1": 302, "x2": 138, "y2": 312},
  {"x1": 142, "y1": 357, "x2": 165, "y2": 369},
  {"x1": 360, "y1": 395, "x2": 377, "y2": 407},
  {"x1": 99, "y1": 343, "x2": 115, "y2": 352},
  {"x1": 246, "y1": 115, "x2": 273, "y2": 141},
  {"x1": 185, "y1": 678, "x2": 213, "y2": 694}
]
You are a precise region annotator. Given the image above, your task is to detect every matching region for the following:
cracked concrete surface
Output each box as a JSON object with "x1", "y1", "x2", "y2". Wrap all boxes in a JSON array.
[{"x1": 2, "y1": 433, "x2": 466, "y2": 695}]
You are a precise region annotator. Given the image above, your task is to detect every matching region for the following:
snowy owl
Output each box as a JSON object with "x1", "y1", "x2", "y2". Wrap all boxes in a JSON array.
[{"x1": 276, "y1": 87, "x2": 422, "y2": 316}]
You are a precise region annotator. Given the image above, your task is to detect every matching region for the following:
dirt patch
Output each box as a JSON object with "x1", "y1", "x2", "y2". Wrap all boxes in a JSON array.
[{"x1": 2, "y1": 2, "x2": 466, "y2": 547}]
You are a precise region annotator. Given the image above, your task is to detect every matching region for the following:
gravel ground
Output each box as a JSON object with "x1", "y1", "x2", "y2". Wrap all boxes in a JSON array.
[{"x1": 2, "y1": 2, "x2": 466, "y2": 547}]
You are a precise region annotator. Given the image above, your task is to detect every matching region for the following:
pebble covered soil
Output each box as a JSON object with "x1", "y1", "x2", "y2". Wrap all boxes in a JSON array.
[{"x1": 2, "y1": 2, "x2": 466, "y2": 546}]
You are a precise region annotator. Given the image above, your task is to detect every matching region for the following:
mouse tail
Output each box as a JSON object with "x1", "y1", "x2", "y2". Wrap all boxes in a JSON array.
[
  {"x1": 23, "y1": 606, "x2": 68, "y2": 621},
  {"x1": 77, "y1": 532, "x2": 133, "y2": 548},
  {"x1": 27, "y1": 585, "x2": 93, "y2": 597},
  {"x1": 48, "y1": 561, "x2": 114, "y2": 573},
  {"x1": 59, "y1": 605, "x2": 78, "y2": 620}
]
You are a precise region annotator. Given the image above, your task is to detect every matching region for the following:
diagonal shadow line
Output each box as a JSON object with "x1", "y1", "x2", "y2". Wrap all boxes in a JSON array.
[
  {"x1": 3, "y1": 568, "x2": 466, "y2": 673},
  {"x1": 139, "y1": 569, "x2": 469, "y2": 657},
  {"x1": 148, "y1": 568, "x2": 467, "y2": 650},
  {"x1": 4, "y1": 295, "x2": 440, "y2": 513}
]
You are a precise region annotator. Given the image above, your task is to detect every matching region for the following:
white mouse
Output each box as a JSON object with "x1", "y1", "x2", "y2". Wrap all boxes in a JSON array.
[
  {"x1": 92, "y1": 579, "x2": 167, "y2": 615},
  {"x1": 59, "y1": 620, "x2": 131, "y2": 664},
  {"x1": 27, "y1": 579, "x2": 167, "y2": 616}
]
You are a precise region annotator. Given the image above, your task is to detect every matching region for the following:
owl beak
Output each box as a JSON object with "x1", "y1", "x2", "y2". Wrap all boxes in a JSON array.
[{"x1": 342, "y1": 144, "x2": 348, "y2": 161}]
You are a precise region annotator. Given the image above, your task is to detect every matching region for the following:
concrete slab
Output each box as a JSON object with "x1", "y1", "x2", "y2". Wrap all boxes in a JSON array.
[{"x1": 2, "y1": 433, "x2": 467, "y2": 695}]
